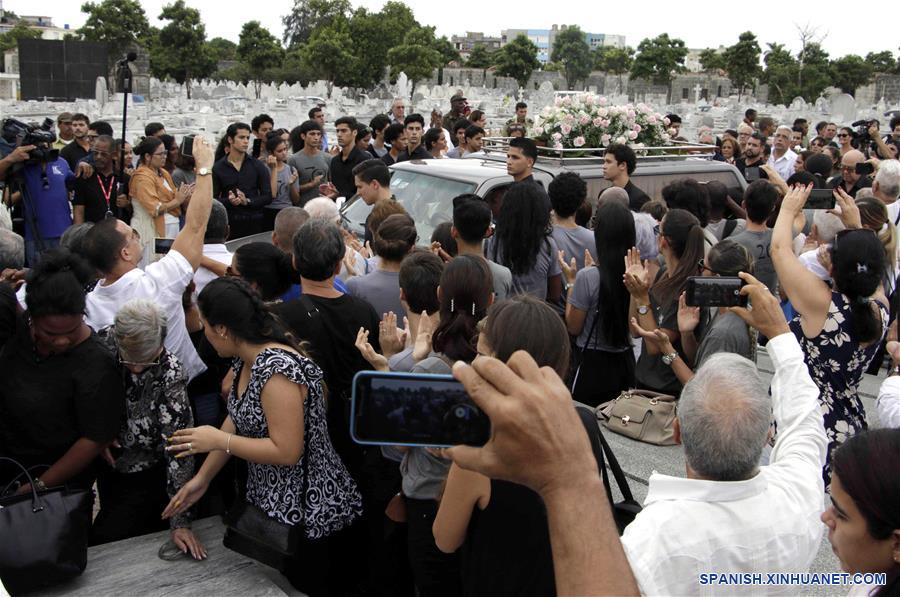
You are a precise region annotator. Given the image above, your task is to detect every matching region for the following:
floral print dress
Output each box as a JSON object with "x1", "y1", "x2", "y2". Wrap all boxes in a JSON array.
[{"x1": 789, "y1": 291, "x2": 888, "y2": 485}]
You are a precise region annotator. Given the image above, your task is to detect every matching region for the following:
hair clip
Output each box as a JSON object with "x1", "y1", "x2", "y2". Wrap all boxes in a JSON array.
[
  {"x1": 857, "y1": 263, "x2": 868, "y2": 273},
  {"x1": 471, "y1": 303, "x2": 476, "y2": 317},
  {"x1": 450, "y1": 298, "x2": 455, "y2": 313}
]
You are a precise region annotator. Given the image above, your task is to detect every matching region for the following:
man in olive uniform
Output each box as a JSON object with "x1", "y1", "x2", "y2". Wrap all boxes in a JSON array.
[
  {"x1": 504, "y1": 102, "x2": 533, "y2": 136},
  {"x1": 442, "y1": 94, "x2": 468, "y2": 144}
]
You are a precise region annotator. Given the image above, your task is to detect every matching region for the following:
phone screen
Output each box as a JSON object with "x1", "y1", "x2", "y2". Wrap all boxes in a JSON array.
[
  {"x1": 351, "y1": 372, "x2": 490, "y2": 448},
  {"x1": 804, "y1": 189, "x2": 836, "y2": 210},
  {"x1": 745, "y1": 167, "x2": 760, "y2": 182},
  {"x1": 686, "y1": 276, "x2": 747, "y2": 307},
  {"x1": 154, "y1": 238, "x2": 174, "y2": 254}
]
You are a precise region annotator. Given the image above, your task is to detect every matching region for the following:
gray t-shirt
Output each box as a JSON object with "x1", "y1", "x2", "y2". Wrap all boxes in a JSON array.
[
  {"x1": 568, "y1": 266, "x2": 631, "y2": 352},
  {"x1": 705, "y1": 218, "x2": 747, "y2": 241},
  {"x1": 487, "y1": 236, "x2": 562, "y2": 300},
  {"x1": 552, "y1": 225, "x2": 596, "y2": 270},
  {"x1": 487, "y1": 259, "x2": 513, "y2": 300},
  {"x1": 345, "y1": 269, "x2": 405, "y2": 319},
  {"x1": 268, "y1": 164, "x2": 300, "y2": 210},
  {"x1": 694, "y1": 310, "x2": 755, "y2": 368},
  {"x1": 387, "y1": 346, "x2": 416, "y2": 372},
  {"x1": 288, "y1": 150, "x2": 331, "y2": 205},
  {"x1": 401, "y1": 355, "x2": 453, "y2": 499},
  {"x1": 172, "y1": 167, "x2": 196, "y2": 187},
  {"x1": 730, "y1": 228, "x2": 777, "y2": 293}
]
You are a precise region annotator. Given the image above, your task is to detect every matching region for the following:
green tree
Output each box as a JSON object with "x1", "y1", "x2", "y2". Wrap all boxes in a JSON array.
[
  {"x1": 345, "y1": 2, "x2": 418, "y2": 89},
  {"x1": 865, "y1": 50, "x2": 899, "y2": 74},
  {"x1": 237, "y1": 21, "x2": 285, "y2": 99},
  {"x1": 282, "y1": 0, "x2": 350, "y2": 49},
  {"x1": 79, "y1": 0, "x2": 151, "y2": 58},
  {"x1": 594, "y1": 45, "x2": 634, "y2": 91},
  {"x1": 698, "y1": 48, "x2": 726, "y2": 73},
  {"x1": 301, "y1": 18, "x2": 354, "y2": 97},
  {"x1": 387, "y1": 27, "x2": 443, "y2": 95},
  {"x1": 830, "y1": 54, "x2": 874, "y2": 95},
  {"x1": 724, "y1": 32, "x2": 762, "y2": 101},
  {"x1": 433, "y1": 35, "x2": 461, "y2": 65},
  {"x1": 631, "y1": 34, "x2": 688, "y2": 101},
  {"x1": 494, "y1": 34, "x2": 540, "y2": 89},
  {"x1": 0, "y1": 23, "x2": 42, "y2": 54},
  {"x1": 466, "y1": 44, "x2": 496, "y2": 69},
  {"x1": 150, "y1": 1, "x2": 216, "y2": 99},
  {"x1": 550, "y1": 25, "x2": 593, "y2": 90},
  {"x1": 762, "y1": 42, "x2": 798, "y2": 105},
  {"x1": 797, "y1": 42, "x2": 830, "y2": 101},
  {"x1": 207, "y1": 37, "x2": 237, "y2": 62}
]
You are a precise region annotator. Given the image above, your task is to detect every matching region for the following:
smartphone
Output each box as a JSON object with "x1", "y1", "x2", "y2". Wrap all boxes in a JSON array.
[
  {"x1": 179, "y1": 133, "x2": 195, "y2": 158},
  {"x1": 855, "y1": 162, "x2": 874, "y2": 176},
  {"x1": 804, "y1": 189, "x2": 836, "y2": 210},
  {"x1": 252, "y1": 138, "x2": 262, "y2": 159},
  {"x1": 685, "y1": 276, "x2": 748, "y2": 307},
  {"x1": 351, "y1": 371, "x2": 490, "y2": 448},
  {"x1": 154, "y1": 238, "x2": 174, "y2": 254},
  {"x1": 744, "y1": 167, "x2": 760, "y2": 182}
]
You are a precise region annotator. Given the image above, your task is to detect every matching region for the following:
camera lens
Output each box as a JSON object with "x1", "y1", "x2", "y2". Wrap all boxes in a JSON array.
[{"x1": 453, "y1": 406, "x2": 466, "y2": 419}]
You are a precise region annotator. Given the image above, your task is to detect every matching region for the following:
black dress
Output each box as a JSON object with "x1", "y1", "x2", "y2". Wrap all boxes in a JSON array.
[{"x1": 461, "y1": 480, "x2": 556, "y2": 597}]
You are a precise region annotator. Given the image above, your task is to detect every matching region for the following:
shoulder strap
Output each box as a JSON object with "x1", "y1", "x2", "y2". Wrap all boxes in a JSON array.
[
  {"x1": 723, "y1": 219, "x2": 738, "y2": 239},
  {"x1": 894, "y1": 208, "x2": 900, "y2": 227},
  {"x1": 575, "y1": 406, "x2": 635, "y2": 504}
]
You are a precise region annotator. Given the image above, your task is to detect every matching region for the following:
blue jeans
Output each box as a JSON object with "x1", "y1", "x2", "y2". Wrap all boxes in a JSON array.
[{"x1": 25, "y1": 237, "x2": 61, "y2": 267}]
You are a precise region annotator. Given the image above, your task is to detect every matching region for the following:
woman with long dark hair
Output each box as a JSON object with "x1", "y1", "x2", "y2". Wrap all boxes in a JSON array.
[
  {"x1": 625, "y1": 208, "x2": 706, "y2": 395},
  {"x1": 632, "y1": 240, "x2": 757, "y2": 385},
  {"x1": 230, "y1": 241, "x2": 297, "y2": 302},
  {"x1": 489, "y1": 181, "x2": 562, "y2": 302},
  {"x1": 561, "y1": 200, "x2": 636, "y2": 406},
  {"x1": 773, "y1": 185, "x2": 887, "y2": 485},
  {"x1": 822, "y1": 429, "x2": 900, "y2": 596},
  {"x1": 0, "y1": 249, "x2": 124, "y2": 493},
  {"x1": 393, "y1": 255, "x2": 493, "y2": 597},
  {"x1": 162, "y1": 277, "x2": 362, "y2": 595},
  {"x1": 433, "y1": 295, "x2": 570, "y2": 597}
]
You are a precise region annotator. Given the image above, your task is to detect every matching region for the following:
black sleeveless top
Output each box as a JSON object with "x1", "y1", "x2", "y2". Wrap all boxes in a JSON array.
[{"x1": 461, "y1": 480, "x2": 556, "y2": 597}]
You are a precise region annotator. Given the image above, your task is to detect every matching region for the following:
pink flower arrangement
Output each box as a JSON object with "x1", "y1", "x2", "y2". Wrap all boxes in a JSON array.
[{"x1": 573, "y1": 136, "x2": 586, "y2": 147}]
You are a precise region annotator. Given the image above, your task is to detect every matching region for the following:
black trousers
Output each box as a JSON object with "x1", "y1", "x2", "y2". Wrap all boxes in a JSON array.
[
  {"x1": 90, "y1": 463, "x2": 168, "y2": 545},
  {"x1": 572, "y1": 347, "x2": 635, "y2": 407},
  {"x1": 406, "y1": 497, "x2": 461, "y2": 597}
]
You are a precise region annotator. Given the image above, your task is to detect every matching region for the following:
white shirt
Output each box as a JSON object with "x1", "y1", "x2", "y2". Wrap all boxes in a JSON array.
[
  {"x1": 876, "y1": 375, "x2": 900, "y2": 428},
  {"x1": 194, "y1": 243, "x2": 233, "y2": 297},
  {"x1": 767, "y1": 148, "x2": 798, "y2": 181},
  {"x1": 86, "y1": 250, "x2": 207, "y2": 381},
  {"x1": 621, "y1": 333, "x2": 827, "y2": 596}
]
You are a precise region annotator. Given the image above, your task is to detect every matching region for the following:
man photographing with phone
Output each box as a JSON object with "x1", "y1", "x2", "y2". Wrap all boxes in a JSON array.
[{"x1": 830, "y1": 149, "x2": 873, "y2": 198}]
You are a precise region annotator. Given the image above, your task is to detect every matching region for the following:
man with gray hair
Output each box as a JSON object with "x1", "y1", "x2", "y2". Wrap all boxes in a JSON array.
[
  {"x1": 620, "y1": 274, "x2": 827, "y2": 595},
  {"x1": 767, "y1": 125, "x2": 798, "y2": 180},
  {"x1": 873, "y1": 159, "x2": 900, "y2": 224},
  {"x1": 0, "y1": 228, "x2": 24, "y2": 271},
  {"x1": 303, "y1": 196, "x2": 340, "y2": 223}
]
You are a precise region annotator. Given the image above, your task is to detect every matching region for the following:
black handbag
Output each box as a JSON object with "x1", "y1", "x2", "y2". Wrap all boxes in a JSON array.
[
  {"x1": 222, "y1": 355, "x2": 314, "y2": 573},
  {"x1": 0, "y1": 457, "x2": 93, "y2": 595},
  {"x1": 575, "y1": 407, "x2": 643, "y2": 534}
]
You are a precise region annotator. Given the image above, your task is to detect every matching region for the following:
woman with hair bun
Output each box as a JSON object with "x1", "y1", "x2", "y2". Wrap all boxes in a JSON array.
[
  {"x1": 130, "y1": 136, "x2": 189, "y2": 262},
  {"x1": 0, "y1": 248, "x2": 125, "y2": 493},
  {"x1": 229, "y1": 241, "x2": 298, "y2": 302},
  {"x1": 163, "y1": 276, "x2": 362, "y2": 594},
  {"x1": 346, "y1": 212, "x2": 417, "y2": 318},
  {"x1": 772, "y1": 185, "x2": 888, "y2": 485}
]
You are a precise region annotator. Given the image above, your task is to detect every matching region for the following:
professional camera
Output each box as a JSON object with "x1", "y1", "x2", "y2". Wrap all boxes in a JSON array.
[
  {"x1": 1, "y1": 118, "x2": 59, "y2": 165},
  {"x1": 851, "y1": 119, "x2": 878, "y2": 147}
]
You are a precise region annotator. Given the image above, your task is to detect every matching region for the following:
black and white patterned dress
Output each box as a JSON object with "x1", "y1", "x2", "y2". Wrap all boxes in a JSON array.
[{"x1": 228, "y1": 347, "x2": 362, "y2": 539}]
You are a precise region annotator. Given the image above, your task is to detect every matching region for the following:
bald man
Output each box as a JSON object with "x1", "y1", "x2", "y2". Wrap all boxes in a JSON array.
[{"x1": 830, "y1": 150, "x2": 872, "y2": 198}]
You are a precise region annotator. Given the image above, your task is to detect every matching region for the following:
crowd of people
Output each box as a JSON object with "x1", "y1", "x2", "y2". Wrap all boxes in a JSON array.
[{"x1": 0, "y1": 93, "x2": 899, "y2": 597}]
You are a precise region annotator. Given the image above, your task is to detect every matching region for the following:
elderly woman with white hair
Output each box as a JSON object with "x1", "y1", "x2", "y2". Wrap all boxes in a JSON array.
[
  {"x1": 91, "y1": 298, "x2": 207, "y2": 560},
  {"x1": 304, "y1": 196, "x2": 369, "y2": 279}
]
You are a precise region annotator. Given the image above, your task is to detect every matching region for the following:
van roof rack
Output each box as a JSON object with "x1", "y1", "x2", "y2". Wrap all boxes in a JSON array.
[{"x1": 481, "y1": 137, "x2": 719, "y2": 165}]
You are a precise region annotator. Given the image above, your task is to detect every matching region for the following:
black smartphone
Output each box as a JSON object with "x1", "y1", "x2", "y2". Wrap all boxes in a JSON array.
[
  {"x1": 351, "y1": 371, "x2": 490, "y2": 448},
  {"x1": 804, "y1": 188, "x2": 836, "y2": 210},
  {"x1": 252, "y1": 138, "x2": 262, "y2": 159},
  {"x1": 855, "y1": 162, "x2": 874, "y2": 176},
  {"x1": 744, "y1": 167, "x2": 760, "y2": 182},
  {"x1": 154, "y1": 238, "x2": 174, "y2": 254},
  {"x1": 686, "y1": 276, "x2": 748, "y2": 307},
  {"x1": 179, "y1": 133, "x2": 195, "y2": 158}
]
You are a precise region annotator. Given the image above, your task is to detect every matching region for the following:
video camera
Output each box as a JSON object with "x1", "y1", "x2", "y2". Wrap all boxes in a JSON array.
[
  {"x1": 851, "y1": 119, "x2": 879, "y2": 153},
  {"x1": 1, "y1": 117, "x2": 59, "y2": 166}
]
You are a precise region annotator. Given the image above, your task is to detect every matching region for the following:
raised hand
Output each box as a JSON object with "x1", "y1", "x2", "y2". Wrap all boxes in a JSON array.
[
  {"x1": 677, "y1": 292, "x2": 700, "y2": 333},
  {"x1": 379, "y1": 311, "x2": 407, "y2": 358},
  {"x1": 413, "y1": 310, "x2": 434, "y2": 362},
  {"x1": 629, "y1": 317, "x2": 674, "y2": 355},
  {"x1": 831, "y1": 186, "x2": 861, "y2": 229},
  {"x1": 623, "y1": 247, "x2": 650, "y2": 299},
  {"x1": 355, "y1": 327, "x2": 389, "y2": 371},
  {"x1": 728, "y1": 272, "x2": 790, "y2": 340},
  {"x1": 557, "y1": 250, "x2": 577, "y2": 286}
]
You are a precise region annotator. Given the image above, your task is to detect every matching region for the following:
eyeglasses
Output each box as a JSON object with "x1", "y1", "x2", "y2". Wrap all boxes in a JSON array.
[
  {"x1": 837, "y1": 133, "x2": 850, "y2": 138},
  {"x1": 653, "y1": 224, "x2": 661, "y2": 235},
  {"x1": 118, "y1": 353, "x2": 161, "y2": 368},
  {"x1": 697, "y1": 259, "x2": 717, "y2": 275},
  {"x1": 840, "y1": 165, "x2": 856, "y2": 172},
  {"x1": 152, "y1": 151, "x2": 166, "y2": 157},
  {"x1": 225, "y1": 265, "x2": 240, "y2": 277}
]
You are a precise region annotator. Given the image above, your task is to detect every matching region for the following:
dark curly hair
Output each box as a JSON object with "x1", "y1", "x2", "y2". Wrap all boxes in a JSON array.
[{"x1": 25, "y1": 248, "x2": 95, "y2": 318}]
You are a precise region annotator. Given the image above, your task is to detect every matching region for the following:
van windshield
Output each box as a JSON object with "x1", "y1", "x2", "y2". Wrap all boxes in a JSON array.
[{"x1": 342, "y1": 170, "x2": 476, "y2": 242}]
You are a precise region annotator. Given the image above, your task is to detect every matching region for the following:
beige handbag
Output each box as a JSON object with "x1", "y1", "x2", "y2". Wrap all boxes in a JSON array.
[{"x1": 597, "y1": 389, "x2": 677, "y2": 446}]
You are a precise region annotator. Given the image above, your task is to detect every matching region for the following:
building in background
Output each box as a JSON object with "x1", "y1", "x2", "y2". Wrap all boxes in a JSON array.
[
  {"x1": 501, "y1": 25, "x2": 626, "y2": 64},
  {"x1": 451, "y1": 32, "x2": 502, "y2": 62},
  {"x1": 0, "y1": 15, "x2": 72, "y2": 39}
]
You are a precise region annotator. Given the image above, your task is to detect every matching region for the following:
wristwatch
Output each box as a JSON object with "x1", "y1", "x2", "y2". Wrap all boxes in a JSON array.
[
  {"x1": 197, "y1": 167, "x2": 210, "y2": 177},
  {"x1": 661, "y1": 351, "x2": 679, "y2": 366},
  {"x1": 637, "y1": 304, "x2": 650, "y2": 316}
]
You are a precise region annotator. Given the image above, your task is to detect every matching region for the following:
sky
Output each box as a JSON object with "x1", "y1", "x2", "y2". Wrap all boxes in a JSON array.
[{"x1": 17, "y1": 0, "x2": 898, "y2": 58}]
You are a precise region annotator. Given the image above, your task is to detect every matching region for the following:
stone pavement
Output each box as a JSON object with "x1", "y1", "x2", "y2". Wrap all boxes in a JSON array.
[{"x1": 598, "y1": 345, "x2": 889, "y2": 597}]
